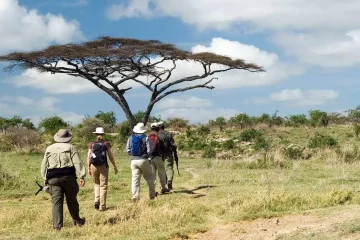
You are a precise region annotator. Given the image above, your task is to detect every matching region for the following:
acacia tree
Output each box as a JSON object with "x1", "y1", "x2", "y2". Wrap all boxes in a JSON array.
[{"x1": 0, "y1": 37, "x2": 264, "y2": 127}]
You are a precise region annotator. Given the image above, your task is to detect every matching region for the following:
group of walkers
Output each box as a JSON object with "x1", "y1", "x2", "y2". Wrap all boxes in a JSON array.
[{"x1": 40, "y1": 121, "x2": 177, "y2": 230}]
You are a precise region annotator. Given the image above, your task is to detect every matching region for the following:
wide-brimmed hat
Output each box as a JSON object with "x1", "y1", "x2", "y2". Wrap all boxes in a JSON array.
[
  {"x1": 157, "y1": 121, "x2": 164, "y2": 127},
  {"x1": 54, "y1": 129, "x2": 73, "y2": 143},
  {"x1": 150, "y1": 122, "x2": 159, "y2": 128},
  {"x1": 93, "y1": 127, "x2": 105, "y2": 135},
  {"x1": 133, "y1": 123, "x2": 147, "y2": 133}
]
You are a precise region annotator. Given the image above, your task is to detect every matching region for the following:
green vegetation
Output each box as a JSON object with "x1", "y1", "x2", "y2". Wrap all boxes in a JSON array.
[{"x1": 2, "y1": 109, "x2": 360, "y2": 239}]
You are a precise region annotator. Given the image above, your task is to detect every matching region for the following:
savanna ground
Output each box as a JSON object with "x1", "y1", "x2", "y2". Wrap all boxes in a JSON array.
[{"x1": 3, "y1": 125, "x2": 360, "y2": 239}]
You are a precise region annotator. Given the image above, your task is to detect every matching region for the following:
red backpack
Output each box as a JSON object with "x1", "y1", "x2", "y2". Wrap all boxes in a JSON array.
[{"x1": 148, "y1": 131, "x2": 159, "y2": 155}]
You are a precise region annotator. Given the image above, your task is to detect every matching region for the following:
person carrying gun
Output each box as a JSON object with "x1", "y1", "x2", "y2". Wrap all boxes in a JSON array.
[
  {"x1": 157, "y1": 121, "x2": 179, "y2": 190},
  {"x1": 40, "y1": 129, "x2": 86, "y2": 230}
]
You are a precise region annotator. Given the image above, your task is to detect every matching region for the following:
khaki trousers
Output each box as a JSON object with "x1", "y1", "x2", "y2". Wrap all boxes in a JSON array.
[
  {"x1": 48, "y1": 175, "x2": 81, "y2": 228},
  {"x1": 151, "y1": 156, "x2": 167, "y2": 189},
  {"x1": 131, "y1": 159, "x2": 156, "y2": 200},
  {"x1": 90, "y1": 164, "x2": 109, "y2": 210}
]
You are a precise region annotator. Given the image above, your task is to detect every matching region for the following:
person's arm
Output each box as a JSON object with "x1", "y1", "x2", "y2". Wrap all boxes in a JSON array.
[
  {"x1": 107, "y1": 146, "x2": 118, "y2": 174},
  {"x1": 87, "y1": 148, "x2": 92, "y2": 176},
  {"x1": 71, "y1": 146, "x2": 86, "y2": 186},
  {"x1": 169, "y1": 133, "x2": 177, "y2": 149},
  {"x1": 40, "y1": 151, "x2": 48, "y2": 182},
  {"x1": 126, "y1": 137, "x2": 132, "y2": 155}
]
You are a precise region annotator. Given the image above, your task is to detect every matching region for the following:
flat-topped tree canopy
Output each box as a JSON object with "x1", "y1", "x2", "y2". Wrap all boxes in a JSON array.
[{"x1": 0, "y1": 36, "x2": 264, "y2": 127}]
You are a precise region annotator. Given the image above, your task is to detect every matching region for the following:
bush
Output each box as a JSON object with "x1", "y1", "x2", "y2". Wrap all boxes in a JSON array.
[
  {"x1": 5, "y1": 127, "x2": 42, "y2": 152},
  {"x1": 0, "y1": 164, "x2": 21, "y2": 190},
  {"x1": 283, "y1": 144, "x2": 305, "y2": 159},
  {"x1": 197, "y1": 125, "x2": 211, "y2": 136},
  {"x1": 222, "y1": 139, "x2": 235, "y2": 150},
  {"x1": 285, "y1": 114, "x2": 308, "y2": 127},
  {"x1": 74, "y1": 118, "x2": 110, "y2": 142},
  {"x1": 239, "y1": 129, "x2": 262, "y2": 142},
  {"x1": 309, "y1": 110, "x2": 327, "y2": 127},
  {"x1": 253, "y1": 136, "x2": 270, "y2": 151},
  {"x1": 38, "y1": 116, "x2": 68, "y2": 135},
  {"x1": 308, "y1": 133, "x2": 338, "y2": 149},
  {"x1": 202, "y1": 147, "x2": 216, "y2": 158},
  {"x1": 354, "y1": 124, "x2": 360, "y2": 137},
  {"x1": 166, "y1": 117, "x2": 189, "y2": 130}
]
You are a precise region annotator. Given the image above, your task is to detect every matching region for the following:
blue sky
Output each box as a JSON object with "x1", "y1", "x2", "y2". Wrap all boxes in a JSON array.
[{"x1": 0, "y1": 0, "x2": 359, "y2": 125}]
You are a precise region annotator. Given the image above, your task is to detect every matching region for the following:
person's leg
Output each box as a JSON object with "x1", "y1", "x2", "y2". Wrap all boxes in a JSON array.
[
  {"x1": 62, "y1": 175, "x2": 84, "y2": 225},
  {"x1": 48, "y1": 178, "x2": 64, "y2": 229},
  {"x1": 131, "y1": 160, "x2": 142, "y2": 201},
  {"x1": 164, "y1": 154, "x2": 174, "y2": 189},
  {"x1": 140, "y1": 160, "x2": 156, "y2": 199},
  {"x1": 91, "y1": 164, "x2": 101, "y2": 209},
  {"x1": 153, "y1": 156, "x2": 168, "y2": 193},
  {"x1": 98, "y1": 164, "x2": 109, "y2": 210}
]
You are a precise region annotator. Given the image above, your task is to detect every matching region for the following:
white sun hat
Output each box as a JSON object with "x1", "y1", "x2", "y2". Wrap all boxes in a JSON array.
[
  {"x1": 93, "y1": 127, "x2": 106, "y2": 135},
  {"x1": 133, "y1": 123, "x2": 147, "y2": 133},
  {"x1": 150, "y1": 122, "x2": 159, "y2": 128}
]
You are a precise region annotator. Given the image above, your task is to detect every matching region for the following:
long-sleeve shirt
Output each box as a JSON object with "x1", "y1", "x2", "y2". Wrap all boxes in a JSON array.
[
  {"x1": 41, "y1": 143, "x2": 86, "y2": 180},
  {"x1": 126, "y1": 133, "x2": 151, "y2": 160}
]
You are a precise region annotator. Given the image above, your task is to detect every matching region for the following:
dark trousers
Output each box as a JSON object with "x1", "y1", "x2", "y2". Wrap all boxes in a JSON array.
[{"x1": 48, "y1": 175, "x2": 81, "y2": 228}]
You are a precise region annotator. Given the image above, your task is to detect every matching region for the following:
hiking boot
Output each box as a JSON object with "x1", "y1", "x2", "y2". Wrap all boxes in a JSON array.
[
  {"x1": 167, "y1": 182, "x2": 173, "y2": 190},
  {"x1": 94, "y1": 202, "x2": 100, "y2": 210},
  {"x1": 150, "y1": 192, "x2": 158, "y2": 200},
  {"x1": 74, "y1": 218, "x2": 86, "y2": 226},
  {"x1": 161, "y1": 188, "x2": 170, "y2": 194}
]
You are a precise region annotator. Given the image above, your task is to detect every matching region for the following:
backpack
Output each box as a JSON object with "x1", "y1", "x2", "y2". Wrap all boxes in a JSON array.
[
  {"x1": 158, "y1": 131, "x2": 173, "y2": 154},
  {"x1": 90, "y1": 141, "x2": 108, "y2": 166},
  {"x1": 148, "y1": 131, "x2": 159, "y2": 155},
  {"x1": 131, "y1": 134, "x2": 147, "y2": 156}
]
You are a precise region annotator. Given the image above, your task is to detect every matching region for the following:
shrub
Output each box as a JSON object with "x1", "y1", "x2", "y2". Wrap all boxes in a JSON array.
[
  {"x1": 202, "y1": 147, "x2": 216, "y2": 158},
  {"x1": 0, "y1": 164, "x2": 21, "y2": 190},
  {"x1": 209, "y1": 117, "x2": 226, "y2": 131},
  {"x1": 74, "y1": 117, "x2": 110, "y2": 143},
  {"x1": 308, "y1": 133, "x2": 338, "y2": 149},
  {"x1": 38, "y1": 116, "x2": 68, "y2": 135},
  {"x1": 197, "y1": 125, "x2": 211, "y2": 136},
  {"x1": 5, "y1": 127, "x2": 42, "y2": 152},
  {"x1": 253, "y1": 136, "x2": 270, "y2": 151},
  {"x1": 309, "y1": 110, "x2": 327, "y2": 127},
  {"x1": 222, "y1": 139, "x2": 235, "y2": 150},
  {"x1": 239, "y1": 129, "x2": 262, "y2": 142},
  {"x1": 285, "y1": 114, "x2": 308, "y2": 127},
  {"x1": 166, "y1": 117, "x2": 189, "y2": 130},
  {"x1": 354, "y1": 124, "x2": 360, "y2": 137},
  {"x1": 283, "y1": 144, "x2": 305, "y2": 159},
  {"x1": 230, "y1": 113, "x2": 252, "y2": 129}
]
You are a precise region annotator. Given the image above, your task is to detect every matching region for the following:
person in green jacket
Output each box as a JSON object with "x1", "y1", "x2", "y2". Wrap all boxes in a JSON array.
[
  {"x1": 157, "y1": 121, "x2": 177, "y2": 190},
  {"x1": 41, "y1": 129, "x2": 86, "y2": 230}
]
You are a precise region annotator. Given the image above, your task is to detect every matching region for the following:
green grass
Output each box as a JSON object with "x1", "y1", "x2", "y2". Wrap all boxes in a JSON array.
[{"x1": 2, "y1": 125, "x2": 360, "y2": 239}]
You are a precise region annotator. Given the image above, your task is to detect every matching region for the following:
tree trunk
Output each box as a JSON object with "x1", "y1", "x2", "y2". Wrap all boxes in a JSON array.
[{"x1": 142, "y1": 102, "x2": 155, "y2": 125}]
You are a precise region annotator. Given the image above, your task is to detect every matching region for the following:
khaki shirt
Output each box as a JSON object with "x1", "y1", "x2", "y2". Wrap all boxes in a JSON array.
[{"x1": 41, "y1": 143, "x2": 86, "y2": 180}]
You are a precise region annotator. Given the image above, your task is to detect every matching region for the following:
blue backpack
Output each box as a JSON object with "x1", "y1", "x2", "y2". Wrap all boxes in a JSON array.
[{"x1": 131, "y1": 134, "x2": 147, "y2": 156}]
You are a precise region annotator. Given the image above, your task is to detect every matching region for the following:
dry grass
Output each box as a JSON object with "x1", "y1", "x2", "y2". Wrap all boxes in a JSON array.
[{"x1": 2, "y1": 125, "x2": 360, "y2": 239}]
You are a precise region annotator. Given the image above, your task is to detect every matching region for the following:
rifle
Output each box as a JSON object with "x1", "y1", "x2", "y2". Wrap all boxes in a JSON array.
[
  {"x1": 173, "y1": 149, "x2": 180, "y2": 175},
  {"x1": 35, "y1": 181, "x2": 50, "y2": 195}
]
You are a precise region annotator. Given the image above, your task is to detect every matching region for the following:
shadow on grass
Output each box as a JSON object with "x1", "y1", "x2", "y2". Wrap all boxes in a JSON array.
[{"x1": 173, "y1": 185, "x2": 216, "y2": 197}]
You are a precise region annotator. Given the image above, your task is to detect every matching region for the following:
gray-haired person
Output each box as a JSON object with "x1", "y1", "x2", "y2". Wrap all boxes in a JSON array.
[{"x1": 41, "y1": 129, "x2": 86, "y2": 230}]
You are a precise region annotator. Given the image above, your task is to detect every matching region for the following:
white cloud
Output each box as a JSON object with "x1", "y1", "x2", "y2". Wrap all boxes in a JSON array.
[
  {"x1": 0, "y1": 95, "x2": 84, "y2": 126},
  {"x1": 156, "y1": 96, "x2": 211, "y2": 110},
  {"x1": 253, "y1": 89, "x2": 339, "y2": 106},
  {"x1": 0, "y1": 0, "x2": 84, "y2": 54},
  {"x1": 108, "y1": 0, "x2": 360, "y2": 32},
  {"x1": 10, "y1": 68, "x2": 98, "y2": 94},
  {"x1": 107, "y1": 0, "x2": 360, "y2": 68},
  {"x1": 273, "y1": 30, "x2": 360, "y2": 67},
  {"x1": 107, "y1": 0, "x2": 152, "y2": 20}
]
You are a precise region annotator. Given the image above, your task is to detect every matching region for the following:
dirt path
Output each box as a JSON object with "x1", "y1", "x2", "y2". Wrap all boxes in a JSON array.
[{"x1": 191, "y1": 205, "x2": 360, "y2": 240}]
